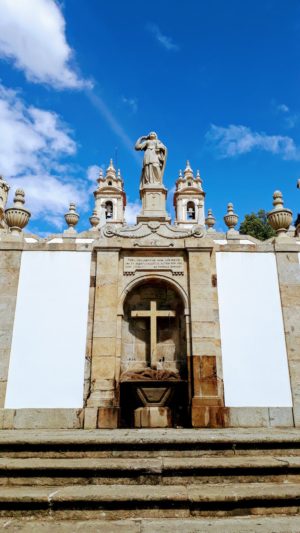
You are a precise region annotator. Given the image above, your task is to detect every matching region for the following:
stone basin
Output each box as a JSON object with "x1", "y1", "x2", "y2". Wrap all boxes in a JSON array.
[{"x1": 120, "y1": 369, "x2": 187, "y2": 428}]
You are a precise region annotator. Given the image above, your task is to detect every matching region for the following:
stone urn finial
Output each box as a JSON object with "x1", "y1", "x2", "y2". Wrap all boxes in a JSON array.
[
  {"x1": 89, "y1": 209, "x2": 100, "y2": 230},
  {"x1": 224, "y1": 202, "x2": 239, "y2": 233},
  {"x1": 5, "y1": 189, "x2": 31, "y2": 236},
  {"x1": 64, "y1": 202, "x2": 79, "y2": 233},
  {"x1": 267, "y1": 190, "x2": 293, "y2": 238},
  {"x1": 205, "y1": 208, "x2": 216, "y2": 233}
]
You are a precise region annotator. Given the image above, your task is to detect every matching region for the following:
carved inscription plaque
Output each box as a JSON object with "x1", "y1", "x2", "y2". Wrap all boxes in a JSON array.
[{"x1": 124, "y1": 256, "x2": 184, "y2": 275}]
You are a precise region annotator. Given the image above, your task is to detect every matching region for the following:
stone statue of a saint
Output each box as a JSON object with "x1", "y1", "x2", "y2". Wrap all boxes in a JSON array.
[
  {"x1": 135, "y1": 132, "x2": 167, "y2": 186},
  {"x1": 0, "y1": 176, "x2": 9, "y2": 213}
]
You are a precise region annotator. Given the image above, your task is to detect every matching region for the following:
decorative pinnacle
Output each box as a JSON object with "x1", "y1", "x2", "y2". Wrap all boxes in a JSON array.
[
  {"x1": 98, "y1": 168, "x2": 103, "y2": 180},
  {"x1": 117, "y1": 169, "x2": 122, "y2": 180},
  {"x1": 227, "y1": 202, "x2": 234, "y2": 215},
  {"x1": 267, "y1": 190, "x2": 293, "y2": 237},
  {"x1": 224, "y1": 202, "x2": 239, "y2": 233},
  {"x1": 89, "y1": 208, "x2": 100, "y2": 229},
  {"x1": 179, "y1": 169, "x2": 182, "y2": 178},
  {"x1": 107, "y1": 158, "x2": 115, "y2": 172},
  {"x1": 184, "y1": 160, "x2": 193, "y2": 179},
  {"x1": 272, "y1": 190, "x2": 284, "y2": 210},
  {"x1": 205, "y1": 208, "x2": 216, "y2": 232},
  {"x1": 195, "y1": 169, "x2": 203, "y2": 189},
  {"x1": 14, "y1": 189, "x2": 25, "y2": 208},
  {"x1": 5, "y1": 189, "x2": 31, "y2": 236},
  {"x1": 64, "y1": 202, "x2": 79, "y2": 232},
  {"x1": 106, "y1": 158, "x2": 116, "y2": 179}
]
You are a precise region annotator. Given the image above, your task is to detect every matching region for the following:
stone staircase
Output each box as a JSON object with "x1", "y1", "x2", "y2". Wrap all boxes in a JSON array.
[{"x1": 1, "y1": 429, "x2": 300, "y2": 531}]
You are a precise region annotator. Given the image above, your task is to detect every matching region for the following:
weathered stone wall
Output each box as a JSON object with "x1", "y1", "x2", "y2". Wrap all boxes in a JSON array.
[{"x1": 0, "y1": 233, "x2": 299, "y2": 429}]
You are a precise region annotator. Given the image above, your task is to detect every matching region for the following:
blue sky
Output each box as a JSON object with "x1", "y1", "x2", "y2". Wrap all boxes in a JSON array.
[{"x1": 0, "y1": 0, "x2": 299, "y2": 234}]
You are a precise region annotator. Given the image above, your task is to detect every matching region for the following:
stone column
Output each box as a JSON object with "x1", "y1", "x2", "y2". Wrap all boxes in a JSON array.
[
  {"x1": 86, "y1": 247, "x2": 120, "y2": 428},
  {"x1": 187, "y1": 246, "x2": 227, "y2": 427},
  {"x1": 276, "y1": 244, "x2": 300, "y2": 426}
]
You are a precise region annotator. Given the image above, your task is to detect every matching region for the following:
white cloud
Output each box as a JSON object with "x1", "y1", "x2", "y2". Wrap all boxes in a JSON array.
[
  {"x1": 10, "y1": 174, "x2": 83, "y2": 229},
  {"x1": 125, "y1": 200, "x2": 141, "y2": 225},
  {"x1": 87, "y1": 164, "x2": 101, "y2": 183},
  {"x1": 122, "y1": 96, "x2": 138, "y2": 114},
  {"x1": 0, "y1": 83, "x2": 87, "y2": 229},
  {"x1": 206, "y1": 124, "x2": 300, "y2": 160},
  {"x1": 147, "y1": 23, "x2": 179, "y2": 51},
  {"x1": 0, "y1": 0, "x2": 90, "y2": 89}
]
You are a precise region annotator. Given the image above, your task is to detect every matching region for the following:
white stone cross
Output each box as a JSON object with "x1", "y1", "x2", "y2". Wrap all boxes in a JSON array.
[{"x1": 131, "y1": 300, "x2": 176, "y2": 368}]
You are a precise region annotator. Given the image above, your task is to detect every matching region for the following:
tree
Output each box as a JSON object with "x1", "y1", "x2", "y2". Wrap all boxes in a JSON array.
[{"x1": 239, "y1": 210, "x2": 276, "y2": 241}]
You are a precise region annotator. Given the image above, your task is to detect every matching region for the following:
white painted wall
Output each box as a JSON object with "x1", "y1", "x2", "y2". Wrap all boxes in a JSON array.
[
  {"x1": 216, "y1": 252, "x2": 292, "y2": 407},
  {"x1": 5, "y1": 251, "x2": 91, "y2": 408}
]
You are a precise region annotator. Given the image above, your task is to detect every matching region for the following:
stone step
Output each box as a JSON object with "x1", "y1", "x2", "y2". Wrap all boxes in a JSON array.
[
  {"x1": 0, "y1": 455, "x2": 300, "y2": 486},
  {"x1": 0, "y1": 482, "x2": 299, "y2": 519},
  {"x1": 1, "y1": 516, "x2": 300, "y2": 532},
  {"x1": 2, "y1": 428, "x2": 300, "y2": 458}
]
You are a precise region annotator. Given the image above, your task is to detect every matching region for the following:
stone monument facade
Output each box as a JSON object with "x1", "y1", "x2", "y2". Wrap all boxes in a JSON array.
[{"x1": 0, "y1": 132, "x2": 299, "y2": 430}]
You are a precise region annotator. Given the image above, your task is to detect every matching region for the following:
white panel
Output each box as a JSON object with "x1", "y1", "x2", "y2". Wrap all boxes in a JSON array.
[
  {"x1": 5, "y1": 251, "x2": 91, "y2": 408},
  {"x1": 216, "y1": 252, "x2": 292, "y2": 407}
]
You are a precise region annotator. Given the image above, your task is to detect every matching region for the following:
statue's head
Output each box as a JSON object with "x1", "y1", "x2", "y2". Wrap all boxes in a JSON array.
[{"x1": 149, "y1": 131, "x2": 157, "y2": 140}]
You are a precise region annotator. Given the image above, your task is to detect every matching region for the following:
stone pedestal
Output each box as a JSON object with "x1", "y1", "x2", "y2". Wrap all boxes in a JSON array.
[
  {"x1": 137, "y1": 185, "x2": 170, "y2": 223},
  {"x1": 134, "y1": 406, "x2": 172, "y2": 428}
]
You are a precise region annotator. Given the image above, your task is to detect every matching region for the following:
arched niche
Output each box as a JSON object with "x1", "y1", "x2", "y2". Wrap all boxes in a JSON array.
[
  {"x1": 186, "y1": 201, "x2": 196, "y2": 220},
  {"x1": 120, "y1": 278, "x2": 187, "y2": 378}
]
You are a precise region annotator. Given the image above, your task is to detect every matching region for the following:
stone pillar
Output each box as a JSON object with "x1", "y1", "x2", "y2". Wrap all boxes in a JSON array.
[
  {"x1": 276, "y1": 245, "x2": 300, "y2": 426},
  {"x1": 188, "y1": 247, "x2": 228, "y2": 427},
  {"x1": 0, "y1": 248, "x2": 22, "y2": 407},
  {"x1": 86, "y1": 248, "x2": 120, "y2": 428}
]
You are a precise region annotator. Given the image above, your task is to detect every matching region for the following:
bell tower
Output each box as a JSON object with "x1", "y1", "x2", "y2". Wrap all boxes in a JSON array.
[
  {"x1": 173, "y1": 161, "x2": 205, "y2": 228},
  {"x1": 93, "y1": 159, "x2": 126, "y2": 227}
]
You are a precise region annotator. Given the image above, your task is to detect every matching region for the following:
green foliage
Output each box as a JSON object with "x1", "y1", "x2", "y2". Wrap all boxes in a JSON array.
[{"x1": 239, "y1": 210, "x2": 276, "y2": 241}]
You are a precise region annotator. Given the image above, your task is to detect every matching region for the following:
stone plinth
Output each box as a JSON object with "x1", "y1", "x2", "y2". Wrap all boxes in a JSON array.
[{"x1": 137, "y1": 185, "x2": 170, "y2": 223}]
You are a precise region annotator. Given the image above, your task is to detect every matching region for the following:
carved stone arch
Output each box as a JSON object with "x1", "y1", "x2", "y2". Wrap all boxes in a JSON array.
[{"x1": 118, "y1": 274, "x2": 189, "y2": 316}]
